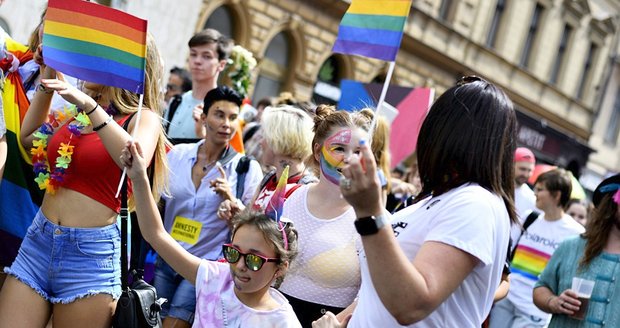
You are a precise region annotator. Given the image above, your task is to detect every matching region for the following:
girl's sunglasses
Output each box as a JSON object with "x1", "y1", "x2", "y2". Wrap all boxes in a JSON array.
[{"x1": 222, "y1": 244, "x2": 280, "y2": 271}]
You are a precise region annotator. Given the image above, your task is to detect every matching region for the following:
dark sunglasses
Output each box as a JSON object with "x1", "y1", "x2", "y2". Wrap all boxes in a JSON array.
[
  {"x1": 166, "y1": 83, "x2": 181, "y2": 91},
  {"x1": 222, "y1": 244, "x2": 280, "y2": 271}
]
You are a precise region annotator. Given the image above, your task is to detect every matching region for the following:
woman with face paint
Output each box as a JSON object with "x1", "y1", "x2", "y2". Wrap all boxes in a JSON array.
[{"x1": 277, "y1": 104, "x2": 373, "y2": 327}]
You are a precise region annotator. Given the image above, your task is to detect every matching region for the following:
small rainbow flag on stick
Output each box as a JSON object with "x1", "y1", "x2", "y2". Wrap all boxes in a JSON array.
[
  {"x1": 333, "y1": 0, "x2": 412, "y2": 61},
  {"x1": 43, "y1": 0, "x2": 147, "y2": 93}
]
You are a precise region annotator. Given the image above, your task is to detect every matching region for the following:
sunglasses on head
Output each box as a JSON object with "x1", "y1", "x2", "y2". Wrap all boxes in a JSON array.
[
  {"x1": 222, "y1": 244, "x2": 280, "y2": 271},
  {"x1": 456, "y1": 75, "x2": 484, "y2": 86}
]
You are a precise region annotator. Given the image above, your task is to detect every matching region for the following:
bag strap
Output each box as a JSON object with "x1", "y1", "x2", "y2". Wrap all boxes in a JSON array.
[
  {"x1": 235, "y1": 156, "x2": 253, "y2": 200},
  {"x1": 509, "y1": 210, "x2": 540, "y2": 261},
  {"x1": 164, "y1": 94, "x2": 183, "y2": 134},
  {"x1": 120, "y1": 176, "x2": 130, "y2": 289}
]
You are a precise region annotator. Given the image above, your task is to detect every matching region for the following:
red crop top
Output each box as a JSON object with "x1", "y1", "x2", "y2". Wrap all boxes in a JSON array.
[{"x1": 47, "y1": 115, "x2": 133, "y2": 213}]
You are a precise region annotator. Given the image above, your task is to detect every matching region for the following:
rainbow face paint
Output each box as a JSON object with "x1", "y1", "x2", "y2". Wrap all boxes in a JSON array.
[{"x1": 319, "y1": 129, "x2": 352, "y2": 186}]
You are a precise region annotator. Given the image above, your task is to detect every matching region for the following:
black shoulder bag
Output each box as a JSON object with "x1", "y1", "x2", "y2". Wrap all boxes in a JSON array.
[{"x1": 112, "y1": 115, "x2": 166, "y2": 328}]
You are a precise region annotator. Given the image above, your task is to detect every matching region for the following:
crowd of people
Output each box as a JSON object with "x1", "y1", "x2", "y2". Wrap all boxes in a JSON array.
[{"x1": 0, "y1": 4, "x2": 619, "y2": 328}]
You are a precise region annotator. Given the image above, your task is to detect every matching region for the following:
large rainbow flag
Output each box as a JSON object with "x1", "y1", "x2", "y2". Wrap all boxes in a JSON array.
[
  {"x1": 43, "y1": 0, "x2": 147, "y2": 93},
  {"x1": 333, "y1": 0, "x2": 412, "y2": 61},
  {"x1": 0, "y1": 36, "x2": 43, "y2": 267}
]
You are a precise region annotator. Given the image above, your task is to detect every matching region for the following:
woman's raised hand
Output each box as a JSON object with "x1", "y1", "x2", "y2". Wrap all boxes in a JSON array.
[
  {"x1": 340, "y1": 139, "x2": 383, "y2": 217},
  {"x1": 40, "y1": 78, "x2": 94, "y2": 110}
]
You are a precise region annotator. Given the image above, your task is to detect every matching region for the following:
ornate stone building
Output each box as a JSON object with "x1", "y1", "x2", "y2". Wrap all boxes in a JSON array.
[{"x1": 2, "y1": 0, "x2": 619, "y2": 188}]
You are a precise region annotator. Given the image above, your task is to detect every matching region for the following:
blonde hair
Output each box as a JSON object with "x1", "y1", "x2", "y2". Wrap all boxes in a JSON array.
[
  {"x1": 261, "y1": 105, "x2": 314, "y2": 161},
  {"x1": 101, "y1": 34, "x2": 170, "y2": 203},
  {"x1": 369, "y1": 112, "x2": 392, "y2": 191}
]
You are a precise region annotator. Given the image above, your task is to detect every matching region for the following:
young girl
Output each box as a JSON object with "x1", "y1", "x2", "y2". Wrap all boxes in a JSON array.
[
  {"x1": 121, "y1": 141, "x2": 302, "y2": 328},
  {"x1": 278, "y1": 105, "x2": 373, "y2": 326},
  {"x1": 0, "y1": 35, "x2": 168, "y2": 327}
]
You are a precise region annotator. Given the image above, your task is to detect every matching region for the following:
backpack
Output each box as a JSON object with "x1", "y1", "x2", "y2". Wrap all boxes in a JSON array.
[{"x1": 509, "y1": 210, "x2": 540, "y2": 261}]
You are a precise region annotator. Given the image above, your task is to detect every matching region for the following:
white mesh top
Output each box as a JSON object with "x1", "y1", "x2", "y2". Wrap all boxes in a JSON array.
[{"x1": 278, "y1": 184, "x2": 361, "y2": 308}]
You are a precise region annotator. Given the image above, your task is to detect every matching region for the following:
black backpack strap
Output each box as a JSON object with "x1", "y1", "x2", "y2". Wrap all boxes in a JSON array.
[
  {"x1": 235, "y1": 156, "x2": 253, "y2": 200},
  {"x1": 509, "y1": 211, "x2": 540, "y2": 261},
  {"x1": 120, "y1": 177, "x2": 129, "y2": 289},
  {"x1": 164, "y1": 94, "x2": 183, "y2": 134}
]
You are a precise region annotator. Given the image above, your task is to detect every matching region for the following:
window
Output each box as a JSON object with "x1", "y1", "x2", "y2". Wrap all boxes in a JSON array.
[
  {"x1": 576, "y1": 43, "x2": 598, "y2": 100},
  {"x1": 486, "y1": 0, "x2": 506, "y2": 48},
  {"x1": 520, "y1": 4, "x2": 544, "y2": 68},
  {"x1": 312, "y1": 56, "x2": 343, "y2": 105},
  {"x1": 604, "y1": 90, "x2": 620, "y2": 145},
  {"x1": 253, "y1": 32, "x2": 291, "y2": 102},
  {"x1": 549, "y1": 24, "x2": 572, "y2": 85},
  {"x1": 204, "y1": 6, "x2": 235, "y2": 40},
  {"x1": 439, "y1": 0, "x2": 456, "y2": 22}
]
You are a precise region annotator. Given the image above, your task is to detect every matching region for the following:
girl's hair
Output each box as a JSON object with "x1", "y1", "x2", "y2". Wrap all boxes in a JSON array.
[
  {"x1": 579, "y1": 194, "x2": 618, "y2": 268},
  {"x1": 261, "y1": 105, "x2": 314, "y2": 161},
  {"x1": 415, "y1": 77, "x2": 518, "y2": 224},
  {"x1": 231, "y1": 211, "x2": 299, "y2": 287},
  {"x1": 535, "y1": 168, "x2": 572, "y2": 208},
  {"x1": 101, "y1": 34, "x2": 169, "y2": 203},
  {"x1": 369, "y1": 113, "x2": 391, "y2": 191},
  {"x1": 309, "y1": 104, "x2": 373, "y2": 175}
]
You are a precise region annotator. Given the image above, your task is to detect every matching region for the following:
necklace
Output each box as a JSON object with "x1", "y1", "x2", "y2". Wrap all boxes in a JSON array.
[{"x1": 31, "y1": 104, "x2": 91, "y2": 194}]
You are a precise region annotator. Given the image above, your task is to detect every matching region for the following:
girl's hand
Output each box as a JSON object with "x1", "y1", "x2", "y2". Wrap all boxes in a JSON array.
[
  {"x1": 340, "y1": 139, "x2": 383, "y2": 217},
  {"x1": 312, "y1": 311, "x2": 351, "y2": 328},
  {"x1": 40, "y1": 78, "x2": 94, "y2": 110},
  {"x1": 120, "y1": 141, "x2": 147, "y2": 181}
]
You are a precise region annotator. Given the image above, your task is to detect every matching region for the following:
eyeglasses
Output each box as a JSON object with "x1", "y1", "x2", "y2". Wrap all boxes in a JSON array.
[{"x1": 222, "y1": 244, "x2": 280, "y2": 271}]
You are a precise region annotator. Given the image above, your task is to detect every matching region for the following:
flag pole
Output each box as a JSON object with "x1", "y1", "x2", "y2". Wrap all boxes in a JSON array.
[
  {"x1": 368, "y1": 60, "x2": 395, "y2": 143},
  {"x1": 115, "y1": 93, "x2": 144, "y2": 198}
]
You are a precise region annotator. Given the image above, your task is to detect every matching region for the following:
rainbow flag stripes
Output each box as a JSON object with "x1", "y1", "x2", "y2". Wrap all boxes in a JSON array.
[
  {"x1": 333, "y1": 0, "x2": 412, "y2": 61},
  {"x1": 43, "y1": 0, "x2": 147, "y2": 93},
  {"x1": 510, "y1": 244, "x2": 551, "y2": 281}
]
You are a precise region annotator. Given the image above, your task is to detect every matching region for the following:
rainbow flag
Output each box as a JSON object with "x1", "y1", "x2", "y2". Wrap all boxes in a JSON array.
[
  {"x1": 1, "y1": 36, "x2": 43, "y2": 266},
  {"x1": 43, "y1": 0, "x2": 147, "y2": 93},
  {"x1": 333, "y1": 0, "x2": 412, "y2": 61}
]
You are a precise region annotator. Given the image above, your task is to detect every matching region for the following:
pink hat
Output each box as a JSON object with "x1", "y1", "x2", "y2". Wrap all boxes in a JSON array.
[{"x1": 515, "y1": 147, "x2": 535, "y2": 163}]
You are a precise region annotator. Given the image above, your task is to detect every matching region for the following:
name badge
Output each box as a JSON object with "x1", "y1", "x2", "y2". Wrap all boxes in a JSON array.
[{"x1": 170, "y1": 216, "x2": 202, "y2": 245}]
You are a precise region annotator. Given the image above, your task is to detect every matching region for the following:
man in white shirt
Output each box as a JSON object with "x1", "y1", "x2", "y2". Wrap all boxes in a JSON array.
[{"x1": 164, "y1": 29, "x2": 233, "y2": 142}]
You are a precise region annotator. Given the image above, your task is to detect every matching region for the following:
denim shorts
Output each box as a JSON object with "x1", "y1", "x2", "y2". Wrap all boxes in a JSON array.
[
  {"x1": 4, "y1": 210, "x2": 122, "y2": 304},
  {"x1": 153, "y1": 256, "x2": 195, "y2": 323}
]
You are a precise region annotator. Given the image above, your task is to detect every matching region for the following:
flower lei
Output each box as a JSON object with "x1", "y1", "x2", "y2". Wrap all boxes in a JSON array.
[{"x1": 31, "y1": 105, "x2": 91, "y2": 194}]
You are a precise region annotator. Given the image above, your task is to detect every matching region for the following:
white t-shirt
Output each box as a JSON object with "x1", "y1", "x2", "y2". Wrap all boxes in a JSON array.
[
  {"x1": 510, "y1": 184, "x2": 538, "y2": 248},
  {"x1": 193, "y1": 260, "x2": 301, "y2": 328},
  {"x1": 507, "y1": 213, "x2": 585, "y2": 322},
  {"x1": 278, "y1": 184, "x2": 361, "y2": 308},
  {"x1": 165, "y1": 91, "x2": 203, "y2": 139},
  {"x1": 349, "y1": 183, "x2": 511, "y2": 328}
]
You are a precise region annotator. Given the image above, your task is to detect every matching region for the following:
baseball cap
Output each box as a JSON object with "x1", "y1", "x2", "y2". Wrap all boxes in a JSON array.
[
  {"x1": 515, "y1": 147, "x2": 535, "y2": 163},
  {"x1": 592, "y1": 173, "x2": 620, "y2": 207}
]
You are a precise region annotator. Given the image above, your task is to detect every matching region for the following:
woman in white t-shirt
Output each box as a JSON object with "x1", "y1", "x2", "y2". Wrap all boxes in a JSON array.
[
  {"x1": 313, "y1": 76, "x2": 518, "y2": 328},
  {"x1": 278, "y1": 105, "x2": 374, "y2": 327},
  {"x1": 121, "y1": 141, "x2": 301, "y2": 328}
]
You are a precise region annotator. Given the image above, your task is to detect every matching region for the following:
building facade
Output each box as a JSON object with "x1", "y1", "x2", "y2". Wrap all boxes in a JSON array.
[{"x1": 2, "y1": 0, "x2": 619, "y2": 189}]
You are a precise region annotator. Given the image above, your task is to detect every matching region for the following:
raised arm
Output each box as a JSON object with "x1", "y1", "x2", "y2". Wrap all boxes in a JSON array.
[
  {"x1": 341, "y1": 141, "x2": 478, "y2": 325},
  {"x1": 40, "y1": 78, "x2": 160, "y2": 168},
  {"x1": 121, "y1": 141, "x2": 201, "y2": 284},
  {"x1": 20, "y1": 66, "x2": 57, "y2": 149}
]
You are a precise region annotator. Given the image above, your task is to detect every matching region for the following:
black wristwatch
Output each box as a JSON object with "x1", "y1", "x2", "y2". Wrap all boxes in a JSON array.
[{"x1": 354, "y1": 214, "x2": 387, "y2": 236}]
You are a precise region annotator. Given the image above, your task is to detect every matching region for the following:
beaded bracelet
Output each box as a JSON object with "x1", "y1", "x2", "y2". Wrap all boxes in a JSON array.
[
  {"x1": 85, "y1": 103, "x2": 99, "y2": 115},
  {"x1": 93, "y1": 115, "x2": 113, "y2": 132},
  {"x1": 36, "y1": 83, "x2": 54, "y2": 94}
]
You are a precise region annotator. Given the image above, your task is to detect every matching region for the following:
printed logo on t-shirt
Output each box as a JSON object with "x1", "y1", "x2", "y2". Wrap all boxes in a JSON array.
[
  {"x1": 392, "y1": 221, "x2": 408, "y2": 237},
  {"x1": 170, "y1": 216, "x2": 203, "y2": 245}
]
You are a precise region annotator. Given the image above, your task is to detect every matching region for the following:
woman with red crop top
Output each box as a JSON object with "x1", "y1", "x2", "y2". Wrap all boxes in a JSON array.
[{"x1": 0, "y1": 35, "x2": 169, "y2": 328}]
